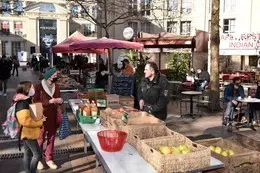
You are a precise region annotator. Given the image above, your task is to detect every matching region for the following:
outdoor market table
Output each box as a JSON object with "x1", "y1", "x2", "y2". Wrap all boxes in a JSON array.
[
  {"x1": 236, "y1": 97, "x2": 260, "y2": 131},
  {"x1": 68, "y1": 99, "x2": 224, "y2": 173},
  {"x1": 181, "y1": 91, "x2": 202, "y2": 118}
]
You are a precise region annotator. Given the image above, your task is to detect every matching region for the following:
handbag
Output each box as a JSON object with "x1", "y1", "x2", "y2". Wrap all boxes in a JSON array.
[
  {"x1": 29, "y1": 103, "x2": 43, "y2": 121},
  {"x1": 58, "y1": 111, "x2": 70, "y2": 140}
]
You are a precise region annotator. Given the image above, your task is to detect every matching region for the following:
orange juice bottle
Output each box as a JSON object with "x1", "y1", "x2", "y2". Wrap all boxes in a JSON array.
[
  {"x1": 91, "y1": 100, "x2": 98, "y2": 116},
  {"x1": 83, "y1": 100, "x2": 91, "y2": 116}
]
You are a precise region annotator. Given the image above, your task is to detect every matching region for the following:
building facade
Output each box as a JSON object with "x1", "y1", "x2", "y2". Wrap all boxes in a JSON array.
[{"x1": 0, "y1": 0, "x2": 96, "y2": 59}]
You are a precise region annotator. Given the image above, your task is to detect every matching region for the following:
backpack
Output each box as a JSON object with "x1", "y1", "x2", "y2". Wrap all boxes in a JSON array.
[{"x1": 2, "y1": 103, "x2": 19, "y2": 139}]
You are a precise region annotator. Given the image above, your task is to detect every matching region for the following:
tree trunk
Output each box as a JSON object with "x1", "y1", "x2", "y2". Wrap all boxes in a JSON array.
[{"x1": 210, "y1": 0, "x2": 220, "y2": 110}]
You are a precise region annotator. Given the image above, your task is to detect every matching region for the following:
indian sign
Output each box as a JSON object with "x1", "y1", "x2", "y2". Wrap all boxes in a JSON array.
[{"x1": 220, "y1": 33, "x2": 260, "y2": 55}]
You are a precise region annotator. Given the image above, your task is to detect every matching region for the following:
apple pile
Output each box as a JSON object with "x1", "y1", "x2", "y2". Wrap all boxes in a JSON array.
[
  {"x1": 158, "y1": 144, "x2": 191, "y2": 155},
  {"x1": 209, "y1": 145, "x2": 235, "y2": 157}
]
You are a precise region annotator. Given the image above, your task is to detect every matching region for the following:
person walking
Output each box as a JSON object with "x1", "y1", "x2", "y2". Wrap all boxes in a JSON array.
[
  {"x1": 138, "y1": 62, "x2": 169, "y2": 121},
  {"x1": 0, "y1": 55, "x2": 12, "y2": 96},
  {"x1": 14, "y1": 81, "x2": 44, "y2": 173},
  {"x1": 33, "y1": 67, "x2": 63, "y2": 170},
  {"x1": 12, "y1": 55, "x2": 19, "y2": 76}
]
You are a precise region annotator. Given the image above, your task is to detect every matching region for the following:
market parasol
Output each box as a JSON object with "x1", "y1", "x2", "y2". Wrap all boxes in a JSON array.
[
  {"x1": 52, "y1": 31, "x2": 106, "y2": 54},
  {"x1": 70, "y1": 37, "x2": 144, "y2": 92}
]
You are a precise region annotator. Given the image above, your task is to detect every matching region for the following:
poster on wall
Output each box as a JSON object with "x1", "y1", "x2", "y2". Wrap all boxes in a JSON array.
[{"x1": 39, "y1": 19, "x2": 57, "y2": 59}]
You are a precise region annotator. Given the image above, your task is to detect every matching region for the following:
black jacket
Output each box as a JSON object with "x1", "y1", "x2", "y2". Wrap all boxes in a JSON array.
[
  {"x1": 138, "y1": 73, "x2": 169, "y2": 120},
  {"x1": 0, "y1": 59, "x2": 12, "y2": 80}
]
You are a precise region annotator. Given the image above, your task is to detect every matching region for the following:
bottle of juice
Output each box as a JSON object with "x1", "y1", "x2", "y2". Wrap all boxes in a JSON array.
[
  {"x1": 78, "y1": 104, "x2": 86, "y2": 116},
  {"x1": 91, "y1": 100, "x2": 98, "y2": 116},
  {"x1": 83, "y1": 100, "x2": 91, "y2": 116}
]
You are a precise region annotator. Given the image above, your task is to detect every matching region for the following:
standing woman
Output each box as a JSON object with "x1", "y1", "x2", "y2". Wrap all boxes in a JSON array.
[
  {"x1": 33, "y1": 67, "x2": 63, "y2": 170},
  {"x1": 0, "y1": 55, "x2": 12, "y2": 96},
  {"x1": 14, "y1": 81, "x2": 43, "y2": 173}
]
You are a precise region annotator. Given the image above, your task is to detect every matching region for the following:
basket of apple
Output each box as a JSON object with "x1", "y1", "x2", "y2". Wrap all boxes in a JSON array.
[{"x1": 196, "y1": 138, "x2": 260, "y2": 172}]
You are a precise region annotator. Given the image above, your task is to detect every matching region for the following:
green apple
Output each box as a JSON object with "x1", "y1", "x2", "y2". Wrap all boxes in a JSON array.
[
  {"x1": 178, "y1": 144, "x2": 188, "y2": 151},
  {"x1": 221, "y1": 151, "x2": 228, "y2": 157},
  {"x1": 228, "y1": 150, "x2": 235, "y2": 156},
  {"x1": 181, "y1": 148, "x2": 191, "y2": 154},
  {"x1": 171, "y1": 147, "x2": 181, "y2": 154},
  {"x1": 214, "y1": 146, "x2": 222, "y2": 154},
  {"x1": 159, "y1": 146, "x2": 172, "y2": 155},
  {"x1": 209, "y1": 145, "x2": 215, "y2": 151}
]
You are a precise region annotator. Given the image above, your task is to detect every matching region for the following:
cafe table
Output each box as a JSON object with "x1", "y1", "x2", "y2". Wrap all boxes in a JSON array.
[{"x1": 181, "y1": 91, "x2": 202, "y2": 118}]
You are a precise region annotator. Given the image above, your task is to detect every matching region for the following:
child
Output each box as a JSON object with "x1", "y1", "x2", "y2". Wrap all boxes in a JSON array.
[{"x1": 14, "y1": 81, "x2": 45, "y2": 173}]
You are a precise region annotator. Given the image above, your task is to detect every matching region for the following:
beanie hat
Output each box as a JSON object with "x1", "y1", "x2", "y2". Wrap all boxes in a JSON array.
[{"x1": 43, "y1": 67, "x2": 56, "y2": 80}]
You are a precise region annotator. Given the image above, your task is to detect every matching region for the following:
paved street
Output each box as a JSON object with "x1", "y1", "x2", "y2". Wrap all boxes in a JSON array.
[{"x1": 0, "y1": 68, "x2": 256, "y2": 172}]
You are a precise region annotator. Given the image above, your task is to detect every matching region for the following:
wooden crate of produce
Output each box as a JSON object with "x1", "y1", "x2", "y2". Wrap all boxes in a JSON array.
[
  {"x1": 233, "y1": 130, "x2": 260, "y2": 152},
  {"x1": 196, "y1": 138, "x2": 260, "y2": 173},
  {"x1": 140, "y1": 135, "x2": 211, "y2": 173},
  {"x1": 124, "y1": 124, "x2": 175, "y2": 153},
  {"x1": 119, "y1": 95, "x2": 134, "y2": 108}
]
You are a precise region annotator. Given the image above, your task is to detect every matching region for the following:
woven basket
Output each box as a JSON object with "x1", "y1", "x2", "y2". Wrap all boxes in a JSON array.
[
  {"x1": 140, "y1": 134, "x2": 211, "y2": 173},
  {"x1": 124, "y1": 125, "x2": 175, "y2": 153},
  {"x1": 196, "y1": 138, "x2": 260, "y2": 173}
]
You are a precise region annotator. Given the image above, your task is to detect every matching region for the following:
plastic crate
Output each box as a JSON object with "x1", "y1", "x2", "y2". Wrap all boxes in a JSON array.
[{"x1": 76, "y1": 110, "x2": 99, "y2": 124}]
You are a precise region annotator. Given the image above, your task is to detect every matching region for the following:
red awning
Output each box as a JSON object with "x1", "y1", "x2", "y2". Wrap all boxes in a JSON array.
[{"x1": 52, "y1": 31, "x2": 106, "y2": 54}]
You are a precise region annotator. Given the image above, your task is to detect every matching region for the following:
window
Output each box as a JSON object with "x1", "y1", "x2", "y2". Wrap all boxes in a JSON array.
[
  {"x1": 128, "y1": 22, "x2": 138, "y2": 34},
  {"x1": 128, "y1": 0, "x2": 138, "y2": 15},
  {"x1": 167, "y1": 21, "x2": 178, "y2": 33},
  {"x1": 39, "y1": 3, "x2": 55, "y2": 12},
  {"x1": 12, "y1": 42, "x2": 21, "y2": 56},
  {"x1": 1, "y1": 21, "x2": 10, "y2": 35},
  {"x1": 224, "y1": 0, "x2": 236, "y2": 13},
  {"x1": 223, "y1": 19, "x2": 235, "y2": 33},
  {"x1": 181, "y1": 21, "x2": 191, "y2": 35},
  {"x1": 249, "y1": 56, "x2": 258, "y2": 66},
  {"x1": 141, "y1": 0, "x2": 151, "y2": 16},
  {"x1": 168, "y1": 0, "x2": 178, "y2": 11},
  {"x1": 181, "y1": 0, "x2": 192, "y2": 14},
  {"x1": 141, "y1": 22, "x2": 152, "y2": 33},
  {"x1": 14, "y1": 22, "x2": 23, "y2": 36},
  {"x1": 84, "y1": 24, "x2": 92, "y2": 36}
]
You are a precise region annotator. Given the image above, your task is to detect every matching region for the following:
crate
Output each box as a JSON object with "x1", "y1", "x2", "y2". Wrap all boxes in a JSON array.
[
  {"x1": 196, "y1": 138, "x2": 260, "y2": 173},
  {"x1": 119, "y1": 95, "x2": 134, "y2": 108},
  {"x1": 124, "y1": 125, "x2": 175, "y2": 153},
  {"x1": 76, "y1": 110, "x2": 99, "y2": 124},
  {"x1": 140, "y1": 135, "x2": 211, "y2": 173}
]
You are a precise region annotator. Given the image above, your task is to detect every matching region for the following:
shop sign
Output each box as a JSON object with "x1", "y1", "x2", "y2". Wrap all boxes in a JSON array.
[{"x1": 220, "y1": 33, "x2": 260, "y2": 55}]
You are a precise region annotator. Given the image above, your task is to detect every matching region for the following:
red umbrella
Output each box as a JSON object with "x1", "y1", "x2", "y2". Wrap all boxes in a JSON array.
[
  {"x1": 52, "y1": 31, "x2": 106, "y2": 54},
  {"x1": 70, "y1": 37, "x2": 144, "y2": 50}
]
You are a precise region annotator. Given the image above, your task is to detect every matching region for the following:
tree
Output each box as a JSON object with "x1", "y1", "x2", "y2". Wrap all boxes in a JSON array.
[{"x1": 210, "y1": 0, "x2": 220, "y2": 110}]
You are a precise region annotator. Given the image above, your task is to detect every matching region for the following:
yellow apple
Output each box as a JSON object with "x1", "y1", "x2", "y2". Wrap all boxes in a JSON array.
[
  {"x1": 159, "y1": 146, "x2": 172, "y2": 155},
  {"x1": 209, "y1": 145, "x2": 215, "y2": 151},
  {"x1": 214, "y1": 146, "x2": 222, "y2": 154},
  {"x1": 221, "y1": 151, "x2": 228, "y2": 157},
  {"x1": 171, "y1": 147, "x2": 181, "y2": 154},
  {"x1": 178, "y1": 144, "x2": 188, "y2": 151},
  {"x1": 228, "y1": 150, "x2": 235, "y2": 156},
  {"x1": 181, "y1": 148, "x2": 191, "y2": 154}
]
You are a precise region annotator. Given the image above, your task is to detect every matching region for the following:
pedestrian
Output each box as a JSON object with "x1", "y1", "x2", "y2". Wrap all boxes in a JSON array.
[
  {"x1": 0, "y1": 55, "x2": 13, "y2": 96},
  {"x1": 138, "y1": 62, "x2": 169, "y2": 121},
  {"x1": 14, "y1": 81, "x2": 44, "y2": 173},
  {"x1": 121, "y1": 59, "x2": 134, "y2": 76},
  {"x1": 95, "y1": 57, "x2": 108, "y2": 89},
  {"x1": 33, "y1": 67, "x2": 63, "y2": 170},
  {"x1": 12, "y1": 55, "x2": 19, "y2": 76},
  {"x1": 223, "y1": 77, "x2": 245, "y2": 125}
]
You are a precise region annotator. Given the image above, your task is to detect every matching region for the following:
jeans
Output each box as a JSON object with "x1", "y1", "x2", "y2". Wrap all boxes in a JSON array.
[
  {"x1": 199, "y1": 80, "x2": 208, "y2": 91},
  {"x1": 38, "y1": 127, "x2": 56, "y2": 162},
  {"x1": 23, "y1": 139, "x2": 41, "y2": 173},
  {"x1": 12, "y1": 66, "x2": 19, "y2": 76},
  {"x1": 224, "y1": 101, "x2": 238, "y2": 120},
  {"x1": 0, "y1": 79, "x2": 8, "y2": 93}
]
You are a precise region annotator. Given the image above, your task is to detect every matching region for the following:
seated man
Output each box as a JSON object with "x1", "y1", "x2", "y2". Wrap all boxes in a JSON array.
[
  {"x1": 196, "y1": 69, "x2": 210, "y2": 91},
  {"x1": 223, "y1": 77, "x2": 245, "y2": 125}
]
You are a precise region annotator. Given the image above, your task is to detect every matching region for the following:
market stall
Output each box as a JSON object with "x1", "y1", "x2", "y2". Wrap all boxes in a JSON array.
[{"x1": 68, "y1": 98, "x2": 225, "y2": 172}]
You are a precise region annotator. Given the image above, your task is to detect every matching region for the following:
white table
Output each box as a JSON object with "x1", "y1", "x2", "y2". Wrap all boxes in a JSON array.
[
  {"x1": 68, "y1": 99, "x2": 224, "y2": 173},
  {"x1": 236, "y1": 97, "x2": 260, "y2": 130},
  {"x1": 181, "y1": 91, "x2": 202, "y2": 118}
]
